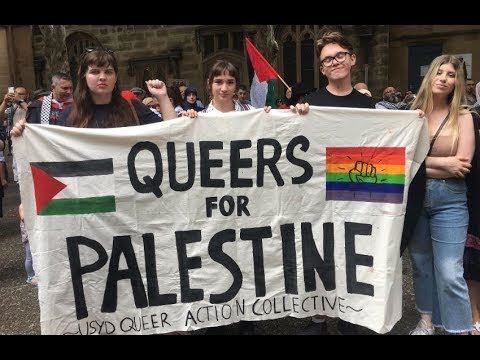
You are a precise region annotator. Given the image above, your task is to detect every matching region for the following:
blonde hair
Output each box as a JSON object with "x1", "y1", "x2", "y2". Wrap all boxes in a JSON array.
[{"x1": 410, "y1": 54, "x2": 468, "y2": 148}]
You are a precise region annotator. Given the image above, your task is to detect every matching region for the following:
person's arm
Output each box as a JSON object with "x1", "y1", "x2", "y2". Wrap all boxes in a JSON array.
[
  {"x1": 19, "y1": 203, "x2": 24, "y2": 220},
  {"x1": 0, "y1": 93, "x2": 14, "y2": 122},
  {"x1": 426, "y1": 112, "x2": 475, "y2": 178},
  {"x1": 145, "y1": 80, "x2": 176, "y2": 121}
]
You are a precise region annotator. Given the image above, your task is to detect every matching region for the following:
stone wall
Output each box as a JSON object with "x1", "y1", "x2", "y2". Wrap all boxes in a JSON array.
[
  {"x1": 32, "y1": 25, "x2": 207, "y2": 99},
  {"x1": 368, "y1": 25, "x2": 389, "y2": 100},
  {"x1": 0, "y1": 28, "x2": 10, "y2": 91},
  {"x1": 389, "y1": 25, "x2": 480, "y2": 94},
  {"x1": 0, "y1": 26, "x2": 35, "y2": 95},
  {"x1": 26, "y1": 25, "x2": 480, "y2": 104}
]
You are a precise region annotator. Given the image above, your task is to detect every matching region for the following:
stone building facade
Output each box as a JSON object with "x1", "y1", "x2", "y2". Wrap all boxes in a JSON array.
[
  {"x1": 389, "y1": 25, "x2": 480, "y2": 93},
  {"x1": 1, "y1": 25, "x2": 479, "y2": 102}
]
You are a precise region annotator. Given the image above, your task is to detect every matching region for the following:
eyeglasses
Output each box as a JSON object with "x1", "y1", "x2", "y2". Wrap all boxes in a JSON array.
[{"x1": 320, "y1": 51, "x2": 351, "y2": 67}]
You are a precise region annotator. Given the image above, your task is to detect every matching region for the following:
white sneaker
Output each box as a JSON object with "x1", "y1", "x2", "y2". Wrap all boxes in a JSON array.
[
  {"x1": 409, "y1": 319, "x2": 434, "y2": 335},
  {"x1": 473, "y1": 322, "x2": 480, "y2": 334}
]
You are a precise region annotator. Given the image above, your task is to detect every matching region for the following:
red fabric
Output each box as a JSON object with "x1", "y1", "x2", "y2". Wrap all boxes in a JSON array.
[
  {"x1": 30, "y1": 165, "x2": 67, "y2": 214},
  {"x1": 121, "y1": 90, "x2": 139, "y2": 101},
  {"x1": 245, "y1": 38, "x2": 278, "y2": 82}
]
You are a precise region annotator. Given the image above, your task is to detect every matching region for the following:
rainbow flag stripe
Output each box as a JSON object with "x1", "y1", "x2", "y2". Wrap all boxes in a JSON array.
[{"x1": 326, "y1": 147, "x2": 406, "y2": 204}]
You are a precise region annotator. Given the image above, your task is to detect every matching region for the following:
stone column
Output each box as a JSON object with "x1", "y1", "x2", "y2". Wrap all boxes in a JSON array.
[{"x1": 369, "y1": 25, "x2": 389, "y2": 99}]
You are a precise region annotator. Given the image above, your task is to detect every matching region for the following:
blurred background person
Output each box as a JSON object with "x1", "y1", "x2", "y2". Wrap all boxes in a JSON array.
[{"x1": 465, "y1": 79, "x2": 477, "y2": 106}]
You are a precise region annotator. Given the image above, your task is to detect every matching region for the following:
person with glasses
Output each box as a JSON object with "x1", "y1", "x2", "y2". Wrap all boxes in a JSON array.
[
  {"x1": 304, "y1": 32, "x2": 375, "y2": 110},
  {"x1": 299, "y1": 31, "x2": 375, "y2": 336}
]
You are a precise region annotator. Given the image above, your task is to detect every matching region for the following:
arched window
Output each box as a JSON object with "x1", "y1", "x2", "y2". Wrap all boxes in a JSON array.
[
  {"x1": 196, "y1": 26, "x2": 250, "y2": 101},
  {"x1": 301, "y1": 33, "x2": 314, "y2": 91},
  {"x1": 279, "y1": 26, "x2": 319, "y2": 96},
  {"x1": 283, "y1": 35, "x2": 296, "y2": 90},
  {"x1": 65, "y1": 32, "x2": 101, "y2": 86}
]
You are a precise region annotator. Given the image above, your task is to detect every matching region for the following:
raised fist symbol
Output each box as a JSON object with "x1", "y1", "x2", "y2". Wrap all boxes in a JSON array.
[{"x1": 349, "y1": 161, "x2": 377, "y2": 183}]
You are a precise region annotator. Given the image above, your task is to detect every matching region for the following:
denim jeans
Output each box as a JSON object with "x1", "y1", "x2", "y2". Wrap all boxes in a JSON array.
[
  {"x1": 24, "y1": 241, "x2": 35, "y2": 278},
  {"x1": 409, "y1": 178, "x2": 473, "y2": 333}
]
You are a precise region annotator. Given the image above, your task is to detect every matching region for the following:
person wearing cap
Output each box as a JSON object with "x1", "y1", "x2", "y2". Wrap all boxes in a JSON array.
[
  {"x1": 180, "y1": 86, "x2": 204, "y2": 111},
  {"x1": 130, "y1": 87, "x2": 146, "y2": 101}
]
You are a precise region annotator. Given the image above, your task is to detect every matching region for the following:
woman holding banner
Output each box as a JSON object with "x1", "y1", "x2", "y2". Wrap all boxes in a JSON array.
[
  {"x1": 405, "y1": 55, "x2": 477, "y2": 335},
  {"x1": 11, "y1": 48, "x2": 178, "y2": 133}
]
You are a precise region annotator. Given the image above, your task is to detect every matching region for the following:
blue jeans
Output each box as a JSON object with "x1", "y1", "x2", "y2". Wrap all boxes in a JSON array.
[
  {"x1": 24, "y1": 241, "x2": 35, "y2": 278},
  {"x1": 409, "y1": 178, "x2": 473, "y2": 333}
]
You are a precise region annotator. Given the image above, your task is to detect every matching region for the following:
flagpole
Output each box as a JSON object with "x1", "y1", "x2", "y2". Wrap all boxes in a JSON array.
[{"x1": 276, "y1": 74, "x2": 290, "y2": 90}]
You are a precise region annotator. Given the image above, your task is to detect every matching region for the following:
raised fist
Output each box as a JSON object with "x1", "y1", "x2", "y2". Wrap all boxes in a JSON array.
[{"x1": 349, "y1": 161, "x2": 377, "y2": 183}]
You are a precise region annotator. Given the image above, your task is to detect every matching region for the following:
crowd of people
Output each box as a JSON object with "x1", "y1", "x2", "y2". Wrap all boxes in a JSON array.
[{"x1": 1, "y1": 31, "x2": 480, "y2": 335}]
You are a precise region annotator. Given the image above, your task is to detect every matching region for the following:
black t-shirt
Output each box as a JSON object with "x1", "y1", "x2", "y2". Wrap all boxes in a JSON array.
[
  {"x1": 305, "y1": 87, "x2": 375, "y2": 109},
  {"x1": 58, "y1": 100, "x2": 162, "y2": 128}
]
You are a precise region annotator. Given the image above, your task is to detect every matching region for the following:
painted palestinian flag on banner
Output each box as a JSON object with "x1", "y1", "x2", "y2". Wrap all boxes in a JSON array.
[
  {"x1": 326, "y1": 147, "x2": 406, "y2": 204},
  {"x1": 30, "y1": 159, "x2": 116, "y2": 215},
  {"x1": 245, "y1": 37, "x2": 277, "y2": 109}
]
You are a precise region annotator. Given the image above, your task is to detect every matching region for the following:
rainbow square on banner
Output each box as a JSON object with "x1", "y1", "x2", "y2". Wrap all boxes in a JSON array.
[{"x1": 326, "y1": 147, "x2": 406, "y2": 204}]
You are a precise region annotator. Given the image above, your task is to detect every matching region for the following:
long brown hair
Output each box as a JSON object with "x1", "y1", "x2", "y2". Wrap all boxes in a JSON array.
[
  {"x1": 410, "y1": 54, "x2": 468, "y2": 147},
  {"x1": 68, "y1": 49, "x2": 137, "y2": 128}
]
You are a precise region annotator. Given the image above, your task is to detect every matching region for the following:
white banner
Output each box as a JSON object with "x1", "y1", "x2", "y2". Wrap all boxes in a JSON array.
[{"x1": 14, "y1": 107, "x2": 429, "y2": 335}]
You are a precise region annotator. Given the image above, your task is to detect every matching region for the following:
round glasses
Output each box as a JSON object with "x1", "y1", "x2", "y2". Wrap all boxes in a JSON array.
[{"x1": 320, "y1": 51, "x2": 351, "y2": 67}]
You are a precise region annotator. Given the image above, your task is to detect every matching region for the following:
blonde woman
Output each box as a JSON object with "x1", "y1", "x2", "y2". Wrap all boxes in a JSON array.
[{"x1": 407, "y1": 55, "x2": 475, "y2": 335}]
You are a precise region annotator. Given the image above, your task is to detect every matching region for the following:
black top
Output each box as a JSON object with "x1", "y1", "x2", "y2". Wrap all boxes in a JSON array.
[
  {"x1": 57, "y1": 100, "x2": 162, "y2": 128},
  {"x1": 181, "y1": 100, "x2": 204, "y2": 112},
  {"x1": 305, "y1": 87, "x2": 375, "y2": 109}
]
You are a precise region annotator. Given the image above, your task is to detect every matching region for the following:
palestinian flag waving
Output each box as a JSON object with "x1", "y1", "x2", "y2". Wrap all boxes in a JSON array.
[
  {"x1": 30, "y1": 159, "x2": 116, "y2": 216},
  {"x1": 245, "y1": 37, "x2": 278, "y2": 109}
]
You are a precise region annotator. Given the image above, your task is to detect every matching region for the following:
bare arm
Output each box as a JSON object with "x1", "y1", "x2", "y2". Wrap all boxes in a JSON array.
[
  {"x1": 156, "y1": 95, "x2": 176, "y2": 121},
  {"x1": 0, "y1": 93, "x2": 15, "y2": 122},
  {"x1": 426, "y1": 112, "x2": 475, "y2": 178},
  {"x1": 145, "y1": 80, "x2": 177, "y2": 121}
]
